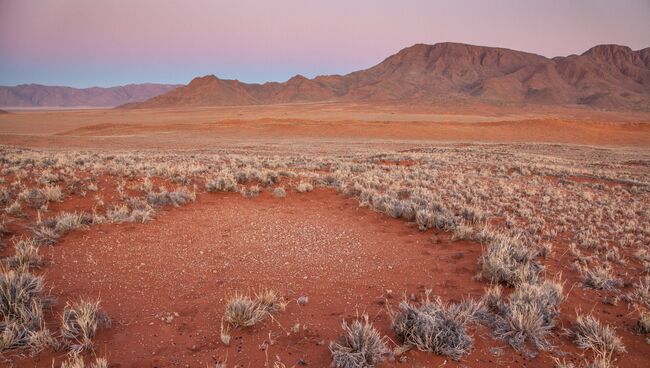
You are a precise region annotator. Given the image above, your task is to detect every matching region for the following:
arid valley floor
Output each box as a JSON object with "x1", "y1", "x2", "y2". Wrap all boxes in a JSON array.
[{"x1": 0, "y1": 103, "x2": 649, "y2": 368}]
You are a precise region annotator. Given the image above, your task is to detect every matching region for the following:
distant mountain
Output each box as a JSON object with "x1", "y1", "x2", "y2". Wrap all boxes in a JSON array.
[
  {"x1": 0, "y1": 83, "x2": 181, "y2": 108},
  {"x1": 126, "y1": 42, "x2": 650, "y2": 110}
]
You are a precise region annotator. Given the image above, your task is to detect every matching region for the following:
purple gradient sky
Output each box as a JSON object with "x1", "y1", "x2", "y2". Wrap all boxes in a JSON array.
[{"x1": 1, "y1": 0, "x2": 649, "y2": 88}]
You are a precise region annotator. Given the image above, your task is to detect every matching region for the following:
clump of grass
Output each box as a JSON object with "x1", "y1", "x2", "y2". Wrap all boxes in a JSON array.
[
  {"x1": 60, "y1": 354, "x2": 108, "y2": 368},
  {"x1": 273, "y1": 187, "x2": 286, "y2": 198},
  {"x1": 484, "y1": 280, "x2": 564, "y2": 352},
  {"x1": 224, "y1": 290, "x2": 286, "y2": 328},
  {"x1": 296, "y1": 182, "x2": 314, "y2": 193},
  {"x1": 55, "y1": 212, "x2": 90, "y2": 233},
  {"x1": 569, "y1": 313, "x2": 625, "y2": 366},
  {"x1": 478, "y1": 229, "x2": 542, "y2": 286},
  {"x1": 240, "y1": 185, "x2": 261, "y2": 198},
  {"x1": 580, "y1": 264, "x2": 622, "y2": 291},
  {"x1": 391, "y1": 293, "x2": 482, "y2": 360},
  {"x1": 146, "y1": 187, "x2": 195, "y2": 207},
  {"x1": 3, "y1": 238, "x2": 43, "y2": 270},
  {"x1": 628, "y1": 276, "x2": 649, "y2": 308},
  {"x1": 637, "y1": 311, "x2": 650, "y2": 333},
  {"x1": 206, "y1": 174, "x2": 238, "y2": 192},
  {"x1": 61, "y1": 300, "x2": 110, "y2": 353},
  {"x1": 32, "y1": 224, "x2": 60, "y2": 245},
  {"x1": 330, "y1": 314, "x2": 387, "y2": 368},
  {"x1": 0, "y1": 268, "x2": 49, "y2": 351},
  {"x1": 5, "y1": 200, "x2": 23, "y2": 217},
  {"x1": 19, "y1": 188, "x2": 48, "y2": 208},
  {"x1": 42, "y1": 185, "x2": 63, "y2": 202}
]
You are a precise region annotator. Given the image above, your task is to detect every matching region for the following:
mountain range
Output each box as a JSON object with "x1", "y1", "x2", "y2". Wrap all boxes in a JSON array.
[
  {"x1": 2, "y1": 42, "x2": 649, "y2": 110},
  {"x1": 126, "y1": 42, "x2": 650, "y2": 111},
  {"x1": 0, "y1": 83, "x2": 180, "y2": 108}
]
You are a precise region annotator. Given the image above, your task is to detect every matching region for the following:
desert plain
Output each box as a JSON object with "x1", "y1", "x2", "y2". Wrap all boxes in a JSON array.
[{"x1": 0, "y1": 102, "x2": 648, "y2": 368}]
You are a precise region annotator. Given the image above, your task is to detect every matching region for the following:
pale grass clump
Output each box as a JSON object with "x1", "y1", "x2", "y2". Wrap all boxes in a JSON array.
[
  {"x1": 5, "y1": 200, "x2": 23, "y2": 217},
  {"x1": 146, "y1": 186, "x2": 196, "y2": 207},
  {"x1": 32, "y1": 224, "x2": 60, "y2": 245},
  {"x1": 296, "y1": 182, "x2": 314, "y2": 193},
  {"x1": 206, "y1": 174, "x2": 238, "y2": 192},
  {"x1": 0, "y1": 268, "x2": 49, "y2": 351},
  {"x1": 61, "y1": 300, "x2": 110, "y2": 353},
  {"x1": 4, "y1": 238, "x2": 43, "y2": 270},
  {"x1": 60, "y1": 354, "x2": 108, "y2": 368},
  {"x1": 42, "y1": 185, "x2": 64, "y2": 202},
  {"x1": 478, "y1": 229, "x2": 542, "y2": 287},
  {"x1": 484, "y1": 280, "x2": 564, "y2": 352},
  {"x1": 391, "y1": 293, "x2": 482, "y2": 360},
  {"x1": 637, "y1": 311, "x2": 650, "y2": 333},
  {"x1": 54, "y1": 212, "x2": 90, "y2": 233},
  {"x1": 569, "y1": 314, "x2": 625, "y2": 367},
  {"x1": 18, "y1": 188, "x2": 48, "y2": 209},
  {"x1": 273, "y1": 187, "x2": 287, "y2": 198},
  {"x1": 580, "y1": 264, "x2": 622, "y2": 291},
  {"x1": 330, "y1": 314, "x2": 388, "y2": 368},
  {"x1": 224, "y1": 290, "x2": 286, "y2": 328}
]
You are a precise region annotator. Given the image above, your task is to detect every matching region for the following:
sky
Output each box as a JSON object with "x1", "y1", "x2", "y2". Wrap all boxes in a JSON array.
[{"x1": 1, "y1": 0, "x2": 649, "y2": 88}]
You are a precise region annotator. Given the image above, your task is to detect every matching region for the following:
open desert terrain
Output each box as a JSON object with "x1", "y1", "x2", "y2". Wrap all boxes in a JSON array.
[
  {"x1": 2, "y1": 1, "x2": 650, "y2": 367},
  {"x1": 1, "y1": 102, "x2": 649, "y2": 368}
]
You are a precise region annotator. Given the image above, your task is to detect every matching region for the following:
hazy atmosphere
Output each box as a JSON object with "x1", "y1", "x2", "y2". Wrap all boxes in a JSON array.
[{"x1": 1, "y1": 0, "x2": 649, "y2": 87}]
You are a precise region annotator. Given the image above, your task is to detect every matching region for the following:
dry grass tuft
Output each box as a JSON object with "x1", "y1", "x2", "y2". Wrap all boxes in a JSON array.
[
  {"x1": 224, "y1": 290, "x2": 286, "y2": 328},
  {"x1": 580, "y1": 264, "x2": 622, "y2": 291},
  {"x1": 391, "y1": 293, "x2": 482, "y2": 360},
  {"x1": 272, "y1": 187, "x2": 287, "y2": 198},
  {"x1": 296, "y1": 182, "x2": 314, "y2": 193},
  {"x1": 330, "y1": 314, "x2": 387, "y2": 368},
  {"x1": 60, "y1": 354, "x2": 108, "y2": 368},
  {"x1": 478, "y1": 229, "x2": 542, "y2": 287},
  {"x1": 484, "y1": 280, "x2": 564, "y2": 352},
  {"x1": 61, "y1": 300, "x2": 110, "y2": 353},
  {"x1": 3, "y1": 238, "x2": 43, "y2": 270},
  {"x1": 570, "y1": 313, "x2": 625, "y2": 366}
]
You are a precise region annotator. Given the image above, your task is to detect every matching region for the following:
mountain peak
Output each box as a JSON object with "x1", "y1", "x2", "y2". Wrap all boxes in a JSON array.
[{"x1": 582, "y1": 44, "x2": 634, "y2": 59}]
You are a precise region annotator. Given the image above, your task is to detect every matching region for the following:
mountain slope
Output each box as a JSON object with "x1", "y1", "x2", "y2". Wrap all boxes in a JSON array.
[
  {"x1": 0, "y1": 83, "x2": 181, "y2": 108},
  {"x1": 130, "y1": 42, "x2": 650, "y2": 110}
]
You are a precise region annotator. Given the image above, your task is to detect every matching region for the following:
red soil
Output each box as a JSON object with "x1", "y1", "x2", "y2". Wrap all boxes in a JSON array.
[{"x1": 4, "y1": 186, "x2": 644, "y2": 367}]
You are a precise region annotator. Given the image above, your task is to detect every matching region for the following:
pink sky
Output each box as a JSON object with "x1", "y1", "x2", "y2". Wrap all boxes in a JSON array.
[{"x1": 1, "y1": 0, "x2": 649, "y2": 87}]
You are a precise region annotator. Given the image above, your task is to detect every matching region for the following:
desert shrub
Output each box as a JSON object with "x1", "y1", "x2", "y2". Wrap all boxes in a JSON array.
[
  {"x1": 637, "y1": 311, "x2": 650, "y2": 333},
  {"x1": 206, "y1": 173, "x2": 238, "y2": 192},
  {"x1": 32, "y1": 224, "x2": 60, "y2": 245},
  {"x1": 60, "y1": 355, "x2": 108, "y2": 368},
  {"x1": 391, "y1": 294, "x2": 482, "y2": 360},
  {"x1": 146, "y1": 187, "x2": 195, "y2": 207},
  {"x1": 224, "y1": 290, "x2": 285, "y2": 327},
  {"x1": 570, "y1": 314, "x2": 625, "y2": 365},
  {"x1": 5, "y1": 201, "x2": 23, "y2": 217},
  {"x1": 55, "y1": 212, "x2": 90, "y2": 233},
  {"x1": 478, "y1": 230, "x2": 542, "y2": 286},
  {"x1": 296, "y1": 182, "x2": 314, "y2": 193},
  {"x1": 330, "y1": 314, "x2": 387, "y2": 368},
  {"x1": 628, "y1": 276, "x2": 650, "y2": 308},
  {"x1": 580, "y1": 264, "x2": 622, "y2": 291},
  {"x1": 42, "y1": 185, "x2": 63, "y2": 202},
  {"x1": 19, "y1": 188, "x2": 47, "y2": 208},
  {"x1": 273, "y1": 187, "x2": 286, "y2": 198},
  {"x1": 240, "y1": 185, "x2": 261, "y2": 198},
  {"x1": 484, "y1": 280, "x2": 564, "y2": 351},
  {"x1": 0, "y1": 269, "x2": 48, "y2": 351},
  {"x1": 452, "y1": 224, "x2": 475, "y2": 241},
  {"x1": 61, "y1": 300, "x2": 110, "y2": 353},
  {"x1": 0, "y1": 188, "x2": 11, "y2": 206},
  {"x1": 3, "y1": 238, "x2": 43, "y2": 270}
]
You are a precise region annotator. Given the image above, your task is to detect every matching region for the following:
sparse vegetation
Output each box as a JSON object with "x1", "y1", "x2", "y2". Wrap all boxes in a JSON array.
[
  {"x1": 391, "y1": 292, "x2": 482, "y2": 360},
  {"x1": 61, "y1": 299, "x2": 110, "y2": 353},
  {"x1": 569, "y1": 313, "x2": 625, "y2": 366},
  {"x1": 330, "y1": 314, "x2": 387, "y2": 368},
  {"x1": 224, "y1": 290, "x2": 286, "y2": 327}
]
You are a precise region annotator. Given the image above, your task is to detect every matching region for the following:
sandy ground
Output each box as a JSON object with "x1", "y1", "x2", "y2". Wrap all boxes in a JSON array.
[{"x1": 0, "y1": 103, "x2": 649, "y2": 149}]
